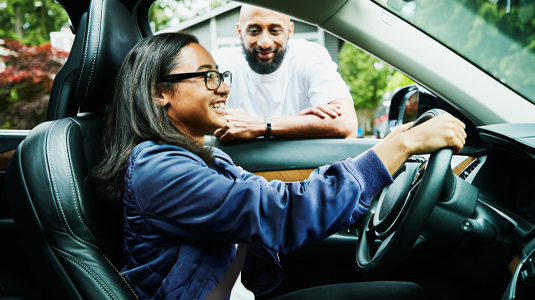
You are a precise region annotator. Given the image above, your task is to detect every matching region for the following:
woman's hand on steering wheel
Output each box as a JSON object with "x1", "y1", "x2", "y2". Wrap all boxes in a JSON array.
[
  {"x1": 372, "y1": 113, "x2": 466, "y2": 175},
  {"x1": 357, "y1": 109, "x2": 468, "y2": 278},
  {"x1": 405, "y1": 113, "x2": 467, "y2": 155}
]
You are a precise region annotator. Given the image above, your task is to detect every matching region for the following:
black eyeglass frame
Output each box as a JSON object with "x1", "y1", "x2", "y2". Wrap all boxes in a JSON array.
[{"x1": 161, "y1": 70, "x2": 232, "y2": 90}]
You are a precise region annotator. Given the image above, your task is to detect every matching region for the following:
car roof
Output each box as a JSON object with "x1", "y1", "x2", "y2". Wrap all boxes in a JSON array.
[{"x1": 59, "y1": 0, "x2": 346, "y2": 32}]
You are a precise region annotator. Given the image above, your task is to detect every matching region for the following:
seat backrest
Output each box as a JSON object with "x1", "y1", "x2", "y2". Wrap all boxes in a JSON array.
[{"x1": 5, "y1": 0, "x2": 142, "y2": 299}]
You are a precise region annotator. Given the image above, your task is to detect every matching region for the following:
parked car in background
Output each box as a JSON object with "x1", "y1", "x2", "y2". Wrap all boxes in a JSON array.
[{"x1": 373, "y1": 88, "x2": 395, "y2": 139}]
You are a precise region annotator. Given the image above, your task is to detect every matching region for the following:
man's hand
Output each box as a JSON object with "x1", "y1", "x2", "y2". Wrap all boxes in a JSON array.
[
  {"x1": 214, "y1": 108, "x2": 265, "y2": 142},
  {"x1": 297, "y1": 103, "x2": 342, "y2": 119}
]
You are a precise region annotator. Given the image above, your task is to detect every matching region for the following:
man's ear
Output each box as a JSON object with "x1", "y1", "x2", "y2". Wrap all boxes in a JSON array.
[
  {"x1": 288, "y1": 21, "x2": 294, "y2": 39},
  {"x1": 236, "y1": 22, "x2": 242, "y2": 40}
]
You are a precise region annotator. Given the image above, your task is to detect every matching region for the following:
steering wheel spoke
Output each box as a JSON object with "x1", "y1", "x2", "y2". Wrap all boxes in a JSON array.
[
  {"x1": 373, "y1": 232, "x2": 394, "y2": 260},
  {"x1": 365, "y1": 214, "x2": 377, "y2": 238}
]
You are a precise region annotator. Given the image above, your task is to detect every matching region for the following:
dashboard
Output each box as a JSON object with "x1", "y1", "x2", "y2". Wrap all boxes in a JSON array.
[
  {"x1": 474, "y1": 124, "x2": 535, "y2": 234},
  {"x1": 460, "y1": 123, "x2": 535, "y2": 300}
]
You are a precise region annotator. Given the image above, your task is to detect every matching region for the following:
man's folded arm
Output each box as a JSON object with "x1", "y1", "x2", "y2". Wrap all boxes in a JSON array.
[
  {"x1": 271, "y1": 98, "x2": 359, "y2": 139},
  {"x1": 214, "y1": 98, "x2": 359, "y2": 141}
]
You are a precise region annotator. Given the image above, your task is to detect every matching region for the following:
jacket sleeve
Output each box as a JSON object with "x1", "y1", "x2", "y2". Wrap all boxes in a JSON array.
[{"x1": 127, "y1": 145, "x2": 392, "y2": 254}]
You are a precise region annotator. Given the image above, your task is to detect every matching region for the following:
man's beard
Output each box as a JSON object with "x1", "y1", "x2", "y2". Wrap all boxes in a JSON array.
[{"x1": 243, "y1": 43, "x2": 287, "y2": 75}]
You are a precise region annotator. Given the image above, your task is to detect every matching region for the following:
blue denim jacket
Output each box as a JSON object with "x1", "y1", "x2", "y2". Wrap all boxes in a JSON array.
[{"x1": 122, "y1": 141, "x2": 392, "y2": 300}]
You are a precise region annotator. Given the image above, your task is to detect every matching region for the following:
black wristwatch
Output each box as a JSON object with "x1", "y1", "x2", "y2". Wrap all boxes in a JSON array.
[{"x1": 264, "y1": 116, "x2": 271, "y2": 139}]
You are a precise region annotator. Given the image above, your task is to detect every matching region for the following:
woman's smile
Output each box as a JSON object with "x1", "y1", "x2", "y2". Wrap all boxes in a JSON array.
[{"x1": 210, "y1": 100, "x2": 227, "y2": 114}]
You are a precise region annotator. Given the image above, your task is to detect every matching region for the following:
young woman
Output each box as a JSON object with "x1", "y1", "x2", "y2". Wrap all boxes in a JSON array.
[{"x1": 93, "y1": 33, "x2": 466, "y2": 300}]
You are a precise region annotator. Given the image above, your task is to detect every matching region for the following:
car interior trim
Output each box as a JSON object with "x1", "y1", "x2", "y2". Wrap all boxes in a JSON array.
[
  {"x1": 0, "y1": 150, "x2": 15, "y2": 172},
  {"x1": 478, "y1": 199, "x2": 519, "y2": 227},
  {"x1": 253, "y1": 169, "x2": 315, "y2": 182},
  {"x1": 508, "y1": 255, "x2": 520, "y2": 274},
  {"x1": 451, "y1": 156, "x2": 476, "y2": 176},
  {"x1": 462, "y1": 156, "x2": 486, "y2": 183}
]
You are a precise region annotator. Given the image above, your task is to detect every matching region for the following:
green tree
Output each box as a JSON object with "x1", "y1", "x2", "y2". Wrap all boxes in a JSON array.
[
  {"x1": 385, "y1": 71, "x2": 415, "y2": 92},
  {"x1": 150, "y1": 0, "x2": 229, "y2": 32},
  {"x1": 398, "y1": 0, "x2": 535, "y2": 102},
  {"x1": 339, "y1": 43, "x2": 394, "y2": 109},
  {"x1": 0, "y1": 0, "x2": 68, "y2": 45}
]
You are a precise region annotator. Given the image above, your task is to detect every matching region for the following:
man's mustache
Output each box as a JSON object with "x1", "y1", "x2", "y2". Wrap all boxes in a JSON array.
[{"x1": 253, "y1": 47, "x2": 278, "y2": 53}]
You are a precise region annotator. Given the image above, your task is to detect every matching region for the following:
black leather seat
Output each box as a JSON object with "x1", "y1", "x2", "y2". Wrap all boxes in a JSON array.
[{"x1": 5, "y1": 0, "x2": 142, "y2": 299}]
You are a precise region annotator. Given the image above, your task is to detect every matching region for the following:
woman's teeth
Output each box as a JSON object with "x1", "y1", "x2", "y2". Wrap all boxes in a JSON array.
[{"x1": 211, "y1": 103, "x2": 226, "y2": 109}]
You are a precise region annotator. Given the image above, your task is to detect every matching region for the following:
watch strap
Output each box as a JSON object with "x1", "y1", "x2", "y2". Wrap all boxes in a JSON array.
[{"x1": 264, "y1": 116, "x2": 271, "y2": 139}]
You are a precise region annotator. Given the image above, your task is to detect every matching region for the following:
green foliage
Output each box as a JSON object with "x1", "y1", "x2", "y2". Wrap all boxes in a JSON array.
[
  {"x1": 339, "y1": 43, "x2": 413, "y2": 110},
  {"x1": 338, "y1": 43, "x2": 391, "y2": 109},
  {"x1": 150, "y1": 0, "x2": 229, "y2": 32},
  {"x1": 399, "y1": 0, "x2": 535, "y2": 102},
  {"x1": 0, "y1": 1, "x2": 17, "y2": 40},
  {"x1": 340, "y1": 0, "x2": 535, "y2": 109},
  {"x1": 0, "y1": 0, "x2": 69, "y2": 45},
  {"x1": 149, "y1": 0, "x2": 175, "y2": 32},
  {"x1": 385, "y1": 71, "x2": 415, "y2": 92}
]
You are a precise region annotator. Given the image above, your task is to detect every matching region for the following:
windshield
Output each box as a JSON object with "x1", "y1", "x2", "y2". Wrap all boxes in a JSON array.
[{"x1": 374, "y1": 0, "x2": 535, "y2": 104}]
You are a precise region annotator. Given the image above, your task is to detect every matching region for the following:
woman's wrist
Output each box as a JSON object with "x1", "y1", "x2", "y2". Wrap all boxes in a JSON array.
[
  {"x1": 397, "y1": 131, "x2": 416, "y2": 157},
  {"x1": 372, "y1": 133, "x2": 413, "y2": 175}
]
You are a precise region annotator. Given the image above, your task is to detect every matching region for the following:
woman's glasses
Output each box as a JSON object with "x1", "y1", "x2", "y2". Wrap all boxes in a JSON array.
[{"x1": 161, "y1": 70, "x2": 232, "y2": 90}]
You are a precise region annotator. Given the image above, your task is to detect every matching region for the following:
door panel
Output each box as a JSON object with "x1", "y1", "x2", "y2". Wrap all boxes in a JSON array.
[
  {"x1": 209, "y1": 137, "x2": 380, "y2": 172},
  {"x1": 0, "y1": 130, "x2": 30, "y2": 156},
  {"x1": 209, "y1": 137, "x2": 381, "y2": 297},
  {"x1": 0, "y1": 130, "x2": 28, "y2": 215},
  {"x1": 0, "y1": 131, "x2": 29, "y2": 241},
  {"x1": 0, "y1": 131, "x2": 37, "y2": 298}
]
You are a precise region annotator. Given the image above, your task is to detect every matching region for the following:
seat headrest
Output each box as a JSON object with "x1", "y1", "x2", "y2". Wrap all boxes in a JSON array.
[{"x1": 75, "y1": 0, "x2": 142, "y2": 108}]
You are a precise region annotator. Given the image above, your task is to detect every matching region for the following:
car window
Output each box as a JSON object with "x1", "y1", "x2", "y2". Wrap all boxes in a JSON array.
[
  {"x1": 373, "y1": 0, "x2": 535, "y2": 105},
  {"x1": 338, "y1": 42, "x2": 414, "y2": 139},
  {"x1": 0, "y1": 0, "x2": 71, "y2": 130},
  {"x1": 150, "y1": 1, "x2": 413, "y2": 139}
]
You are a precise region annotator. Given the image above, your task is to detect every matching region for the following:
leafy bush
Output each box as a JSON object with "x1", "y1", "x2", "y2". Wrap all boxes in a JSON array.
[{"x1": 0, "y1": 39, "x2": 68, "y2": 129}]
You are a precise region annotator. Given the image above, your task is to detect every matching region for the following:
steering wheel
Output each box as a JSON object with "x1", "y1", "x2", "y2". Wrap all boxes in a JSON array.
[{"x1": 356, "y1": 109, "x2": 455, "y2": 277}]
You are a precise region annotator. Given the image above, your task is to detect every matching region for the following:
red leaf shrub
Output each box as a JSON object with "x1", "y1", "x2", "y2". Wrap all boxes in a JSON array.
[{"x1": 0, "y1": 39, "x2": 68, "y2": 129}]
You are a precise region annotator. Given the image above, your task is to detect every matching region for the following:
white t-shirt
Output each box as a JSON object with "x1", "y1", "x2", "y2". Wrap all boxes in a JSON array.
[{"x1": 211, "y1": 38, "x2": 352, "y2": 118}]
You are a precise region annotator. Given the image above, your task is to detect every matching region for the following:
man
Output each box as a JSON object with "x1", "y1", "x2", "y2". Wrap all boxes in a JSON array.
[{"x1": 211, "y1": 5, "x2": 359, "y2": 142}]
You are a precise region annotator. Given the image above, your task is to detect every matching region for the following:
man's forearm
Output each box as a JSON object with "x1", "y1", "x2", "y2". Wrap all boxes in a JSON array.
[
  {"x1": 271, "y1": 113, "x2": 358, "y2": 139},
  {"x1": 269, "y1": 98, "x2": 358, "y2": 139},
  {"x1": 215, "y1": 99, "x2": 359, "y2": 141}
]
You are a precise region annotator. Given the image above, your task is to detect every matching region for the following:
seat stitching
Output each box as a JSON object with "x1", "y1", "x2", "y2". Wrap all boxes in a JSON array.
[
  {"x1": 47, "y1": 120, "x2": 97, "y2": 249},
  {"x1": 84, "y1": 0, "x2": 102, "y2": 100},
  {"x1": 101, "y1": 254, "x2": 140, "y2": 299},
  {"x1": 55, "y1": 250, "x2": 118, "y2": 300},
  {"x1": 55, "y1": 118, "x2": 138, "y2": 299},
  {"x1": 64, "y1": 119, "x2": 98, "y2": 242},
  {"x1": 76, "y1": 0, "x2": 93, "y2": 97}
]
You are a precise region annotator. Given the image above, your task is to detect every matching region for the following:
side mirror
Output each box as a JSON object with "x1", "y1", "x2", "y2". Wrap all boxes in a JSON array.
[
  {"x1": 387, "y1": 84, "x2": 449, "y2": 132},
  {"x1": 388, "y1": 85, "x2": 419, "y2": 131}
]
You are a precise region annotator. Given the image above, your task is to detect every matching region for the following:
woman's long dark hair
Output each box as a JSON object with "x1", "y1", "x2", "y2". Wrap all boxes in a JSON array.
[{"x1": 92, "y1": 32, "x2": 214, "y2": 201}]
